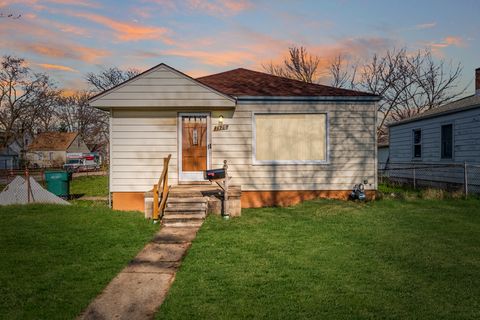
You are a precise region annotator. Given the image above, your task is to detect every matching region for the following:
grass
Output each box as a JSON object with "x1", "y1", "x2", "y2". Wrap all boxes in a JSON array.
[
  {"x1": 0, "y1": 203, "x2": 158, "y2": 320},
  {"x1": 158, "y1": 197, "x2": 480, "y2": 319},
  {"x1": 70, "y1": 175, "x2": 108, "y2": 197}
]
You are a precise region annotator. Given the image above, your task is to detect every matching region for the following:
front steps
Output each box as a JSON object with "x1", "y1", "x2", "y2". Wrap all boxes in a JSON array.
[{"x1": 162, "y1": 196, "x2": 207, "y2": 227}]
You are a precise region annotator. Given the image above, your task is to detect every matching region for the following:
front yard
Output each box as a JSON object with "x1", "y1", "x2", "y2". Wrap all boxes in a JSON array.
[
  {"x1": 158, "y1": 197, "x2": 480, "y2": 319},
  {"x1": 1, "y1": 181, "x2": 479, "y2": 319},
  {"x1": 0, "y1": 203, "x2": 158, "y2": 320}
]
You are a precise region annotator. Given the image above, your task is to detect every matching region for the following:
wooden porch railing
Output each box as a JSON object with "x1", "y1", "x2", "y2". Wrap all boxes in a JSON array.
[{"x1": 152, "y1": 154, "x2": 171, "y2": 221}]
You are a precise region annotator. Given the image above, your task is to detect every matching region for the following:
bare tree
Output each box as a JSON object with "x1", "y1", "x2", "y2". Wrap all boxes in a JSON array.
[
  {"x1": 263, "y1": 46, "x2": 321, "y2": 83},
  {"x1": 326, "y1": 48, "x2": 466, "y2": 139},
  {"x1": 329, "y1": 54, "x2": 358, "y2": 89},
  {"x1": 0, "y1": 56, "x2": 58, "y2": 149},
  {"x1": 86, "y1": 67, "x2": 141, "y2": 92},
  {"x1": 56, "y1": 91, "x2": 108, "y2": 146}
]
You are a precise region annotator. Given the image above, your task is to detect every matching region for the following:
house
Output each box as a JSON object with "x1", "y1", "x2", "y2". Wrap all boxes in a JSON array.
[
  {"x1": 387, "y1": 68, "x2": 480, "y2": 189},
  {"x1": 26, "y1": 132, "x2": 90, "y2": 168},
  {"x1": 89, "y1": 63, "x2": 379, "y2": 211},
  {"x1": 0, "y1": 131, "x2": 31, "y2": 170},
  {"x1": 0, "y1": 146, "x2": 18, "y2": 170}
]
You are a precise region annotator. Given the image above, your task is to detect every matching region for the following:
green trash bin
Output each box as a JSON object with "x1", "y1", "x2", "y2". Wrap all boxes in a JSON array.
[{"x1": 45, "y1": 171, "x2": 71, "y2": 198}]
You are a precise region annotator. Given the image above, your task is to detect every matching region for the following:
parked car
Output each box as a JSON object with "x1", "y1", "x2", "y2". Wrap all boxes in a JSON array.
[{"x1": 63, "y1": 158, "x2": 100, "y2": 172}]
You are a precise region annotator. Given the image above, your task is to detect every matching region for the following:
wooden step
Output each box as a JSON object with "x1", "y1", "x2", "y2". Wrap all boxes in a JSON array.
[
  {"x1": 166, "y1": 197, "x2": 207, "y2": 203},
  {"x1": 162, "y1": 220, "x2": 204, "y2": 228},
  {"x1": 162, "y1": 213, "x2": 206, "y2": 221},
  {"x1": 164, "y1": 205, "x2": 207, "y2": 212},
  {"x1": 165, "y1": 203, "x2": 207, "y2": 211}
]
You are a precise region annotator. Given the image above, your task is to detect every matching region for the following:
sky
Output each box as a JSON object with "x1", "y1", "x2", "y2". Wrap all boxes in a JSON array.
[{"x1": 1, "y1": 0, "x2": 479, "y2": 94}]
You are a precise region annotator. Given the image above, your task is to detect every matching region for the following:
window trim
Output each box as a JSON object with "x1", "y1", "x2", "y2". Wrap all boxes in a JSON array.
[
  {"x1": 440, "y1": 123, "x2": 454, "y2": 160},
  {"x1": 412, "y1": 128, "x2": 422, "y2": 160},
  {"x1": 252, "y1": 112, "x2": 330, "y2": 165}
]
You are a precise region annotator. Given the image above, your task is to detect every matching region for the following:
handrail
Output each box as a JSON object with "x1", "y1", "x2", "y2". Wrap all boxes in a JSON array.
[{"x1": 153, "y1": 154, "x2": 171, "y2": 221}]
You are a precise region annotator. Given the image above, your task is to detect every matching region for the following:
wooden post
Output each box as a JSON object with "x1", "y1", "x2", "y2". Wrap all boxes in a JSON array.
[
  {"x1": 223, "y1": 160, "x2": 229, "y2": 219},
  {"x1": 25, "y1": 167, "x2": 31, "y2": 203},
  {"x1": 464, "y1": 161, "x2": 468, "y2": 198},
  {"x1": 413, "y1": 165, "x2": 416, "y2": 189},
  {"x1": 152, "y1": 184, "x2": 159, "y2": 220}
]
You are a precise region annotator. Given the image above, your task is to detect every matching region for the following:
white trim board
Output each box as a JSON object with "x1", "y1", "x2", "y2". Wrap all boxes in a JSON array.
[{"x1": 177, "y1": 112, "x2": 211, "y2": 182}]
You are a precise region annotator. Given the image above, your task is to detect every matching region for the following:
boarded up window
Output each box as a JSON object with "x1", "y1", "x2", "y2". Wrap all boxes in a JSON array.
[{"x1": 255, "y1": 113, "x2": 327, "y2": 162}]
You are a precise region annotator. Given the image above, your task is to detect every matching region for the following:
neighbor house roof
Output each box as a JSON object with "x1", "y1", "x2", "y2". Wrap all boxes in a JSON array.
[
  {"x1": 389, "y1": 95, "x2": 480, "y2": 127},
  {"x1": 196, "y1": 68, "x2": 378, "y2": 98},
  {"x1": 27, "y1": 132, "x2": 79, "y2": 151}
]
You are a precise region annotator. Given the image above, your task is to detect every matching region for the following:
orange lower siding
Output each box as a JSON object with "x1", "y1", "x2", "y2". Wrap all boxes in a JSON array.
[
  {"x1": 111, "y1": 190, "x2": 376, "y2": 211},
  {"x1": 241, "y1": 190, "x2": 377, "y2": 208},
  {"x1": 112, "y1": 192, "x2": 145, "y2": 212}
]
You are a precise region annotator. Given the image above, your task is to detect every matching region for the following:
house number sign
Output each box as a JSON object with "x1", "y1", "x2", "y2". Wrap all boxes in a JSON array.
[{"x1": 214, "y1": 124, "x2": 229, "y2": 131}]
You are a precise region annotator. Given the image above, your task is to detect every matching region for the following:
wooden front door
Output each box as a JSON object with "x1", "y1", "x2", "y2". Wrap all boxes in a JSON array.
[{"x1": 179, "y1": 114, "x2": 209, "y2": 181}]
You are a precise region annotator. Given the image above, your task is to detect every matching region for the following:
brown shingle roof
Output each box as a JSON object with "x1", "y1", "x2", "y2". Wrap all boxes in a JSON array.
[
  {"x1": 27, "y1": 132, "x2": 78, "y2": 151},
  {"x1": 196, "y1": 68, "x2": 378, "y2": 97}
]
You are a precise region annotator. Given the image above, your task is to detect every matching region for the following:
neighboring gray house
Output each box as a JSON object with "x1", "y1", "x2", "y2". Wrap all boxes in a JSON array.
[{"x1": 387, "y1": 68, "x2": 480, "y2": 190}]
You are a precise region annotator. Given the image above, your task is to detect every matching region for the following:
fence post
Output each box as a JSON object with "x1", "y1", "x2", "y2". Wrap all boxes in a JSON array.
[
  {"x1": 464, "y1": 161, "x2": 468, "y2": 198},
  {"x1": 413, "y1": 165, "x2": 416, "y2": 189}
]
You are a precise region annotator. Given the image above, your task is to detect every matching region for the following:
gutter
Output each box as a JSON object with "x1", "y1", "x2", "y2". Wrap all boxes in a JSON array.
[{"x1": 236, "y1": 96, "x2": 381, "y2": 103}]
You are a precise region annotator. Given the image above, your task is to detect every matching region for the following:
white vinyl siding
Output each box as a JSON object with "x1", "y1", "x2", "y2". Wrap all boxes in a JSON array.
[
  {"x1": 90, "y1": 65, "x2": 235, "y2": 108},
  {"x1": 109, "y1": 101, "x2": 377, "y2": 193}
]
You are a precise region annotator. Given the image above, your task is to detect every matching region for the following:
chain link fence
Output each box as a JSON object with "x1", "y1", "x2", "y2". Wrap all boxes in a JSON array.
[{"x1": 379, "y1": 162, "x2": 480, "y2": 196}]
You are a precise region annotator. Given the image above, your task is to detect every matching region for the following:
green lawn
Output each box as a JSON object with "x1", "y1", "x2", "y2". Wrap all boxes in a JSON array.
[
  {"x1": 0, "y1": 203, "x2": 158, "y2": 320},
  {"x1": 158, "y1": 197, "x2": 480, "y2": 319},
  {"x1": 70, "y1": 175, "x2": 108, "y2": 197}
]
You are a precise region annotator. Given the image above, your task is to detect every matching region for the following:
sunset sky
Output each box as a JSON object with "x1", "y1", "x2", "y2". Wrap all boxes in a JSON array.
[{"x1": 1, "y1": 0, "x2": 479, "y2": 93}]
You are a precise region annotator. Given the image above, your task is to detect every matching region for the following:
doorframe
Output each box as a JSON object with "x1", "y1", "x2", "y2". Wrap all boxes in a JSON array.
[{"x1": 177, "y1": 112, "x2": 211, "y2": 182}]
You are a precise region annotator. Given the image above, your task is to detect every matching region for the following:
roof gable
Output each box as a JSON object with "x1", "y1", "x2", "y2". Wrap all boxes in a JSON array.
[
  {"x1": 89, "y1": 63, "x2": 236, "y2": 109},
  {"x1": 27, "y1": 132, "x2": 78, "y2": 151},
  {"x1": 197, "y1": 68, "x2": 378, "y2": 98}
]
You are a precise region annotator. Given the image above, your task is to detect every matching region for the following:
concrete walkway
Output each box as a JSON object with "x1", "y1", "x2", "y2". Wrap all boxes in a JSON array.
[{"x1": 78, "y1": 226, "x2": 201, "y2": 320}]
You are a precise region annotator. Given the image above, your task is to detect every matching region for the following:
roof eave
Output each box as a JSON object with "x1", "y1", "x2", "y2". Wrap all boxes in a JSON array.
[
  {"x1": 389, "y1": 103, "x2": 480, "y2": 127},
  {"x1": 236, "y1": 95, "x2": 381, "y2": 102}
]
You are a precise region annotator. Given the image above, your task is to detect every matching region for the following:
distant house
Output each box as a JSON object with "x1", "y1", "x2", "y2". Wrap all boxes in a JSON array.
[
  {"x1": 387, "y1": 68, "x2": 480, "y2": 189},
  {"x1": 26, "y1": 132, "x2": 90, "y2": 168},
  {"x1": 0, "y1": 131, "x2": 31, "y2": 170},
  {"x1": 0, "y1": 146, "x2": 18, "y2": 170},
  {"x1": 89, "y1": 63, "x2": 380, "y2": 211}
]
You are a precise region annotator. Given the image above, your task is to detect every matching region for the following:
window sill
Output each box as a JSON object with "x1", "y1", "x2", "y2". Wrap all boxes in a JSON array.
[{"x1": 252, "y1": 160, "x2": 330, "y2": 165}]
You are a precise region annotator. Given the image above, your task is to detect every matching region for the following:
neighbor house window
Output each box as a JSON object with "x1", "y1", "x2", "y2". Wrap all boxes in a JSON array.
[
  {"x1": 413, "y1": 129, "x2": 422, "y2": 158},
  {"x1": 441, "y1": 124, "x2": 453, "y2": 159},
  {"x1": 254, "y1": 113, "x2": 327, "y2": 164}
]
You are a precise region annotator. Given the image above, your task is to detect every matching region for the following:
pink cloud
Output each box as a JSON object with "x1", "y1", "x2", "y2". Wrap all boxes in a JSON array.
[
  {"x1": 146, "y1": 0, "x2": 252, "y2": 16},
  {"x1": 425, "y1": 36, "x2": 465, "y2": 56},
  {"x1": 64, "y1": 11, "x2": 173, "y2": 42},
  {"x1": 37, "y1": 63, "x2": 78, "y2": 72},
  {"x1": 161, "y1": 49, "x2": 256, "y2": 66},
  {"x1": 20, "y1": 42, "x2": 110, "y2": 62}
]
